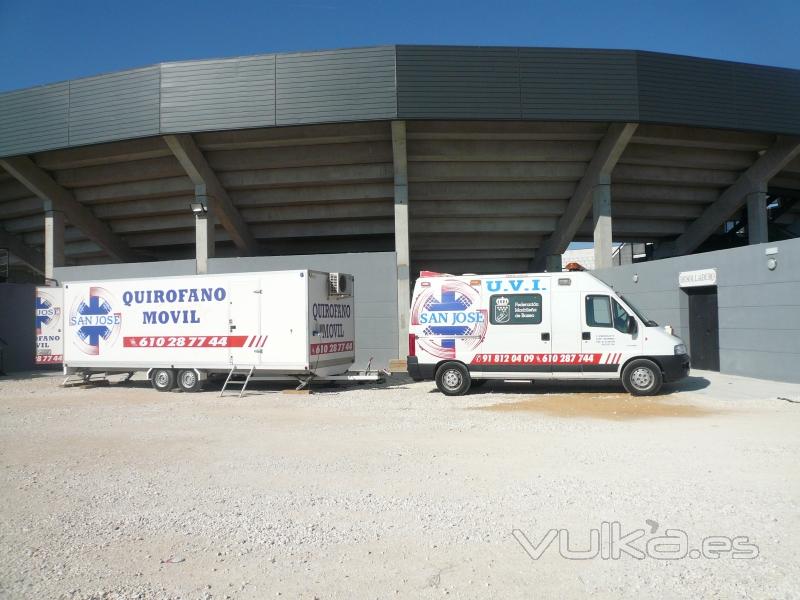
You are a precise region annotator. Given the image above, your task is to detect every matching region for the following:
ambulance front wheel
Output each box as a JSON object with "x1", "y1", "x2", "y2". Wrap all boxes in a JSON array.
[
  {"x1": 151, "y1": 368, "x2": 176, "y2": 392},
  {"x1": 622, "y1": 359, "x2": 663, "y2": 396},
  {"x1": 435, "y1": 362, "x2": 471, "y2": 396},
  {"x1": 177, "y1": 369, "x2": 203, "y2": 393}
]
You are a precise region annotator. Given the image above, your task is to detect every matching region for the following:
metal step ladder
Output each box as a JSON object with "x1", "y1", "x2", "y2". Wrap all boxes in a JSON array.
[
  {"x1": 62, "y1": 372, "x2": 109, "y2": 387},
  {"x1": 220, "y1": 366, "x2": 255, "y2": 398}
]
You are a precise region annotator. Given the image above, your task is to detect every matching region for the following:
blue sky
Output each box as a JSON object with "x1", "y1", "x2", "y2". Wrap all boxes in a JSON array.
[{"x1": 1, "y1": 0, "x2": 799, "y2": 92}]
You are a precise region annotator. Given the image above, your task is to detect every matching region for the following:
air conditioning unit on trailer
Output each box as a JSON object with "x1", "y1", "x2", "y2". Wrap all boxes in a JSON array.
[{"x1": 328, "y1": 272, "x2": 351, "y2": 297}]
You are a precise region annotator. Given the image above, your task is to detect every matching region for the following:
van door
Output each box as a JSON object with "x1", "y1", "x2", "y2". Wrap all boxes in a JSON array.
[
  {"x1": 550, "y1": 286, "x2": 583, "y2": 379},
  {"x1": 474, "y1": 277, "x2": 552, "y2": 378},
  {"x1": 227, "y1": 279, "x2": 262, "y2": 366},
  {"x1": 579, "y1": 292, "x2": 641, "y2": 378}
]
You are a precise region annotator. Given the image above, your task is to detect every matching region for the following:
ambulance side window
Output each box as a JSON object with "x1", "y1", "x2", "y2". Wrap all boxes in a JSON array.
[
  {"x1": 585, "y1": 295, "x2": 612, "y2": 327},
  {"x1": 611, "y1": 300, "x2": 631, "y2": 333}
]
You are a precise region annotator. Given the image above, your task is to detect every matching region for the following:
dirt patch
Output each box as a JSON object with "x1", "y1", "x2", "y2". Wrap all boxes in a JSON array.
[{"x1": 473, "y1": 392, "x2": 716, "y2": 420}]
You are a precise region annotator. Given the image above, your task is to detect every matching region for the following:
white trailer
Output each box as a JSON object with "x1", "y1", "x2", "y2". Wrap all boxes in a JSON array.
[{"x1": 62, "y1": 270, "x2": 360, "y2": 392}]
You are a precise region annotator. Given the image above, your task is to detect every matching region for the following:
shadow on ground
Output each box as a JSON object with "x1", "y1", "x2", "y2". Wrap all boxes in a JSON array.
[
  {"x1": 0, "y1": 369, "x2": 63, "y2": 382},
  {"x1": 425, "y1": 374, "x2": 711, "y2": 396},
  {"x1": 55, "y1": 372, "x2": 418, "y2": 395},
  {"x1": 1, "y1": 370, "x2": 711, "y2": 399}
]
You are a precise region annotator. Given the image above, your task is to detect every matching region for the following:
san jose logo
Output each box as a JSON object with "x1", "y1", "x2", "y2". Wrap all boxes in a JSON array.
[
  {"x1": 36, "y1": 290, "x2": 62, "y2": 335},
  {"x1": 411, "y1": 279, "x2": 487, "y2": 359},
  {"x1": 69, "y1": 287, "x2": 122, "y2": 355}
]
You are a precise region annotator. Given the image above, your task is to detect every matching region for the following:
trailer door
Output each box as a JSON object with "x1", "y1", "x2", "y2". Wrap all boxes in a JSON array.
[{"x1": 227, "y1": 279, "x2": 262, "y2": 366}]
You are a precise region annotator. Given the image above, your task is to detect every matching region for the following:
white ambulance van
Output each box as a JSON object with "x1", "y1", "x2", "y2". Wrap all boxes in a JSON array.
[{"x1": 407, "y1": 271, "x2": 689, "y2": 396}]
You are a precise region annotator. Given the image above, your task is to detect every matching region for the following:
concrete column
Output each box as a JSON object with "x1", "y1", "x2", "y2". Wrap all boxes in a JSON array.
[
  {"x1": 746, "y1": 182, "x2": 769, "y2": 245},
  {"x1": 194, "y1": 184, "x2": 214, "y2": 274},
  {"x1": 592, "y1": 175, "x2": 612, "y2": 270},
  {"x1": 544, "y1": 254, "x2": 562, "y2": 273},
  {"x1": 43, "y1": 200, "x2": 65, "y2": 281},
  {"x1": 392, "y1": 121, "x2": 410, "y2": 359}
]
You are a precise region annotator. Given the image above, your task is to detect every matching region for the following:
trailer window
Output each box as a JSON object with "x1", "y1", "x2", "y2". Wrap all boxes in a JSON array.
[
  {"x1": 585, "y1": 295, "x2": 612, "y2": 327},
  {"x1": 490, "y1": 294, "x2": 542, "y2": 325}
]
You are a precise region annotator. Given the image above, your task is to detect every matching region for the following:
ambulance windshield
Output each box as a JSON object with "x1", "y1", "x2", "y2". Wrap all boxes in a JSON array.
[{"x1": 619, "y1": 294, "x2": 659, "y2": 327}]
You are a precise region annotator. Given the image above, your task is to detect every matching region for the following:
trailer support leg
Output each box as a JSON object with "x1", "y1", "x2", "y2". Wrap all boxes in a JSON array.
[{"x1": 295, "y1": 375, "x2": 315, "y2": 391}]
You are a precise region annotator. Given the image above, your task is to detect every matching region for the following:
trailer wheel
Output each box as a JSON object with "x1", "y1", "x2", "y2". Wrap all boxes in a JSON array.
[
  {"x1": 177, "y1": 369, "x2": 203, "y2": 393},
  {"x1": 151, "y1": 368, "x2": 176, "y2": 392},
  {"x1": 435, "y1": 362, "x2": 471, "y2": 396},
  {"x1": 622, "y1": 359, "x2": 663, "y2": 396}
]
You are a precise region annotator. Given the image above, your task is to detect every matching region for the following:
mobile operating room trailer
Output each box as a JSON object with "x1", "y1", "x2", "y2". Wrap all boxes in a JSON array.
[{"x1": 60, "y1": 269, "x2": 356, "y2": 392}]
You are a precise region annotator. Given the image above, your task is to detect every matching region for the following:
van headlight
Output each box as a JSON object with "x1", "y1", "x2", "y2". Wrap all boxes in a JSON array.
[{"x1": 674, "y1": 344, "x2": 687, "y2": 356}]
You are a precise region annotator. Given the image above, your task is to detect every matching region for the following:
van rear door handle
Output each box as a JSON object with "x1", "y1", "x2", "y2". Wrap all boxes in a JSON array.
[
  {"x1": 582, "y1": 332, "x2": 591, "y2": 340},
  {"x1": 541, "y1": 332, "x2": 550, "y2": 341}
]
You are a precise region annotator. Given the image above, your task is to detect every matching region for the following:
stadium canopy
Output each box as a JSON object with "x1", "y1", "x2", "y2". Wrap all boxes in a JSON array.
[{"x1": 1, "y1": 45, "x2": 799, "y2": 280}]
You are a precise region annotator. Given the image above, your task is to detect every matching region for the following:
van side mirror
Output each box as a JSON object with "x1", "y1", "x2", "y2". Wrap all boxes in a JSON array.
[{"x1": 626, "y1": 315, "x2": 637, "y2": 334}]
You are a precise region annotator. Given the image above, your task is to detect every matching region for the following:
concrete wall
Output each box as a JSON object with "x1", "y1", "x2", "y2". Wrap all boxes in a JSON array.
[
  {"x1": 53, "y1": 252, "x2": 398, "y2": 371},
  {"x1": 54, "y1": 260, "x2": 197, "y2": 281},
  {"x1": 0, "y1": 283, "x2": 36, "y2": 373},
  {"x1": 593, "y1": 238, "x2": 800, "y2": 383}
]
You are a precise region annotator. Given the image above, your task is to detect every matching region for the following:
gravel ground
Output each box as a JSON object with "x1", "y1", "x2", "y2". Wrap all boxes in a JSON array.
[{"x1": 0, "y1": 370, "x2": 799, "y2": 599}]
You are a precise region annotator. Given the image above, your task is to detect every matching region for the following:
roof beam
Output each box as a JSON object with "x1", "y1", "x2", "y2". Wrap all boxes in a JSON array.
[
  {"x1": 612, "y1": 164, "x2": 738, "y2": 187},
  {"x1": 219, "y1": 163, "x2": 393, "y2": 189},
  {"x1": 531, "y1": 123, "x2": 638, "y2": 270},
  {"x1": 194, "y1": 121, "x2": 390, "y2": 150},
  {"x1": 54, "y1": 156, "x2": 186, "y2": 188},
  {"x1": 406, "y1": 120, "x2": 607, "y2": 140},
  {"x1": 631, "y1": 124, "x2": 773, "y2": 152},
  {"x1": 408, "y1": 139, "x2": 597, "y2": 162},
  {"x1": 163, "y1": 134, "x2": 258, "y2": 255},
  {"x1": 0, "y1": 156, "x2": 136, "y2": 262},
  {"x1": 0, "y1": 228, "x2": 45, "y2": 274},
  {"x1": 658, "y1": 136, "x2": 800, "y2": 257},
  {"x1": 412, "y1": 235, "x2": 537, "y2": 251},
  {"x1": 34, "y1": 137, "x2": 173, "y2": 170}
]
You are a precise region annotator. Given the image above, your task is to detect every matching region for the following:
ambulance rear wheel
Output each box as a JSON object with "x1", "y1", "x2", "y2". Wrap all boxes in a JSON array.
[
  {"x1": 622, "y1": 359, "x2": 663, "y2": 396},
  {"x1": 177, "y1": 369, "x2": 203, "y2": 393},
  {"x1": 151, "y1": 368, "x2": 176, "y2": 392},
  {"x1": 435, "y1": 362, "x2": 471, "y2": 396}
]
